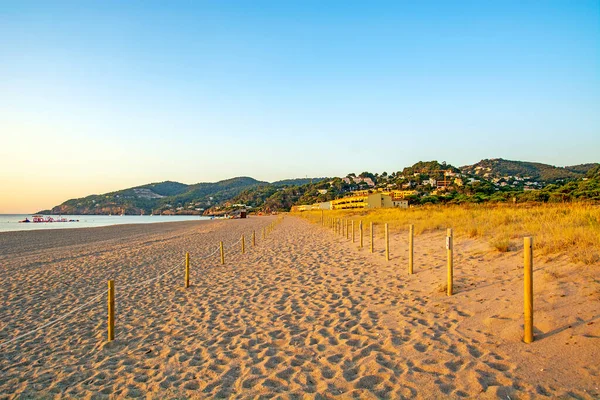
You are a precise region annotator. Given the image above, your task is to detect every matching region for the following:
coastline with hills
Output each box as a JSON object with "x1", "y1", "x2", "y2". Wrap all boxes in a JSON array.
[
  {"x1": 37, "y1": 159, "x2": 600, "y2": 217},
  {"x1": 2, "y1": 2, "x2": 599, "y2": 398}
]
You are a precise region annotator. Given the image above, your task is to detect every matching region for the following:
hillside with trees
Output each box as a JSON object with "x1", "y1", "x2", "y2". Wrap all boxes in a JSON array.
[
  {"x1": 461, "y1": 158, "x2": 596, "y2": 182},
  {"x1": 39, "y1": 159, "x2": 599, "y2": 215},
  {"x1": 40, "y1": 177, "x2": 268, "y2": 215}
]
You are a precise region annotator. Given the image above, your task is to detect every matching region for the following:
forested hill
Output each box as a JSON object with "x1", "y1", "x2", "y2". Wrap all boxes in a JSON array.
[
  {"x1": 461, "y1": 159, "x2": 597, "y2": 182},
  {"x1": 39, "y1": 177, "x2": 328, "y2": 215},
  {"x1": 39, "y1": 177, "x2": 268, "y2": 215}
]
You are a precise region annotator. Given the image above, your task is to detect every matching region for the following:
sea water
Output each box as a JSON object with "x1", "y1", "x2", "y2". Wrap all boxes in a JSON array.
[{"x1": 0, "y1": 214, "x2": 212, "y2": 233}]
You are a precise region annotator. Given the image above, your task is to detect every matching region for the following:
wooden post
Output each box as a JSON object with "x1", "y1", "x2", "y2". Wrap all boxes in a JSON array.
[
  {"x1": 220, "y1": 241, "x2": 224, "y2": 265},
  {"x1": 321, "y1": 210, "x2": 324, "y2": 226},
  {"x1": 359, "y1": 221, "x2": 363, "y2": 248},
  {"x1": 242, "y1": 235, "x2": 245, "y2": 254},
  {"x1": 524, "y1": 236, "x2": 534, "y2": 343},
  {"x1": 346, "y1": 220, "x2": 349, "y2": 240},
  {"x1": 409, "y1": 224, "x2": 414, "y2": 274},
  {"x1": 107, "y1": 280, "x2": 114, "y2": 341},
  {"x1": 370, "y1": 222, "x2": 374, "y2": 253},
  {"x1": 185, "y1": 252, "x2": 190, "y2": 288},
  {"x1": 352, "y1": 220, "x2": 355, "y2": 243},
  {"x1": 385, "y1": 223, "x2": 389, "y2": 261},
  {"x1": 447, "y1": 228, "x2": 453, "y2": 296},
  {"x1": 252, "y1": 230, "x2": 256, "y2": 246},
  {"x1": 262, "y1": 227, "x2": 266, "y2": 239}
]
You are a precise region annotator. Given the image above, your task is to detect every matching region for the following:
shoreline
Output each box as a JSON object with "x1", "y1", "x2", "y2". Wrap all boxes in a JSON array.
[{"x1": 0, "y1": 214, "x2": 215, "y2": 235}]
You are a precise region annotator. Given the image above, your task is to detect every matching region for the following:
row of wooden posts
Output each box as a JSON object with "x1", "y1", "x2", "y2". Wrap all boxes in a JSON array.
[
  {"x1": 320, "y1": 212, "x2": 535, "y2": 344},
  {"x1": 107, "y1": 218, "x2": 283, "y2": 342}
]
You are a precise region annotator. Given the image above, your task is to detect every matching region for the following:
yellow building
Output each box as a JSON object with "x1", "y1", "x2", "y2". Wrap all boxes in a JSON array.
[
  {"x1": 380, "y1": 190, "x2": 417, "y2": 200},
  {"x1": 293, "y1": 191, "x2": 410, "y2": 212},
  {"x1": 331, "y1": 192, "x2": 408, "y2": 210}
]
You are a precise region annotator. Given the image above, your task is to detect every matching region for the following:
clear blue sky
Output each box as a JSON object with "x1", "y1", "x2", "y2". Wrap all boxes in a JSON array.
[{"x1": 1, "y1": 1, "x2": 599, "y2": 212}]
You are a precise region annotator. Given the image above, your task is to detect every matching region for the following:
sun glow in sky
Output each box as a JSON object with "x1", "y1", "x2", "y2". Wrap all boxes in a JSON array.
[{"x1": 1, "y1": 1, "x2": 599, "y2": 213}]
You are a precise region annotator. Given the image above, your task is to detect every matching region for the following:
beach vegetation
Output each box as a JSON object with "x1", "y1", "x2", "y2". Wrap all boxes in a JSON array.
[{"x1": 296, "y1": 203, "x2": 600, "y2": 265}]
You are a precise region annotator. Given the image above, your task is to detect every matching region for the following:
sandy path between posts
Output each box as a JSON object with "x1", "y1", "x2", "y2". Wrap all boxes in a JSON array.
[{"x1": 0, "y1": 215, "x2": 598, "y2": 398}]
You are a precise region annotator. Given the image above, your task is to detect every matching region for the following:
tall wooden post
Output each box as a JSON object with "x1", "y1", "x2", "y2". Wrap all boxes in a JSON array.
[
  {"x1": 107, "y1": 280, "x2": 114, "y2": 342},
  {"x1": 370, "y1": 222, "x2": 374, "y2": 253},
  {"x1": 385, "y1": 223, "x2": 389, "y2": 261},
  {"x1": 409, "y1": 224, "x2": 414, "y2": 274},
  {"x1": 185, "y1": 252, "x2": 190, "y2": 288},
  {"x1": 524, "y1": 236, "x2": 534, "y2": 343},
  {"x1": 447, "y1": 228, "x2": 453, "y2": 296},
  {"x1": 346, "y1": 220, "x2": 349, "y2": 240},
  {"x1": 321, "y1": 210, "x2": 324, "y2": 226},
  {"x1": 352, "y1": 220, "x2": 355, "y2": 243},
  {"x1": 242, "y1": 235, "x2": 245, "y2": 254},
  {"x1": 359, "y1": 221, "x2": 363, "y2": 248},
  {"x1": 252, "y1": 230, "x2": 256, "y2": 246},
  {"x1": 262, "y1": 227, "x2": 266, "y2": 239},
  {"x1": 220, "y1": 241, "x2": 225, "y2": 265}
]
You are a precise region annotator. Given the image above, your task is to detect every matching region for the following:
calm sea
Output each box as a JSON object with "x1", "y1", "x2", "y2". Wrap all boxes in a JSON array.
[{"x1": 0, "y1": 214, "x2": 212, "y2": 233}]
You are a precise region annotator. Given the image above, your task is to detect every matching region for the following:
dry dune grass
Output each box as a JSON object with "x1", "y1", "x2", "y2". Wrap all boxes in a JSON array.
[{"x1": 298, "y1": 203, "x2": 600, "y2": 264}]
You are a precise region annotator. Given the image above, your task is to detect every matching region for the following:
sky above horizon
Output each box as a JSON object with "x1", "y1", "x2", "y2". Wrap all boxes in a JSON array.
[{"x1": 1, "y1": 1, "x2": 599, "y2": 213}]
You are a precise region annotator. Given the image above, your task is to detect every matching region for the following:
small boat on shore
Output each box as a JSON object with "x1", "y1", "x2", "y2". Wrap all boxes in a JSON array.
[{"x1": 19, "y1": 215, "x2": 79, "y2": 223}]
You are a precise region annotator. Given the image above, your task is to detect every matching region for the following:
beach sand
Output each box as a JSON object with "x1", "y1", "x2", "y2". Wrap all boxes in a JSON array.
[{"x1": 0, "y1": 215, "x2": 599, "y2": 398}]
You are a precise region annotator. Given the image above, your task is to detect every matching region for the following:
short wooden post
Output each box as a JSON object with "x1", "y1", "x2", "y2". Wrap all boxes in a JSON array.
[
  {"x1": 107, "y1": 280, "x2": 114, "y2": 341},
  {"x1": 185, "y1": 252, "x2": 190, "y2": 288},
  {"x1": 370, "y1": 222, "x2": 374, "y2": 253},
  {"x1": 352, "y1": 220, "x2": 355, "y2": 243},
  {"x1": 408, "y1": 224, "x2": 414, "y2": 274},
  {"x1": 241, "y1": 235, "x2": 245, "y2": 254},
  {"x1": 524, "y1": 236, "x2": 534, "y2": 343},
  {"x1": 385, "y1": 223, "x2": 389, "y2": 261},
  {"x1": 252, "y1": 230, "x2": 256, "y2": 246},
  {"x1": 447, "y1": 228, "x2": 453, "y2": 296},
  {"x1": 359, "y1": 220, "x2": 363, "y2": 248},
  {"x1": 220, "y1": 241, "x2": 225, "y2": 265}
]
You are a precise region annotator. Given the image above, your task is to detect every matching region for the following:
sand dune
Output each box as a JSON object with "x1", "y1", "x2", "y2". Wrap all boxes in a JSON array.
[{"x1": 0, "y1": 216, "x2": 598, "y2": 398}]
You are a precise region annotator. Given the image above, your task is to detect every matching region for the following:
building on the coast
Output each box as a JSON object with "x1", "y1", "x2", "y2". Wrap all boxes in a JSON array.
[
  {"x1": 292, "y1": 189, "x2": 411, "y2": 212},
  {"x1": 331, "y1": 192, "x2": 407, "y2": 210}
]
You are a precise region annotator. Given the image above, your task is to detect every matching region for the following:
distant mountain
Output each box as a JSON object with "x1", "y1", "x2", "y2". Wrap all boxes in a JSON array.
[
  {"x1": 39, "y1": 176, "x2": 328, "y2": 215},
  {"x1": 460, "y1": 159, "x2": 598, "y2": 182},
  {"x1": 272, "y1": 178, "x2": 324, "y2": 186},
  {"x1": 39, "y1": 177, "x2": 267, "y2": 215}
]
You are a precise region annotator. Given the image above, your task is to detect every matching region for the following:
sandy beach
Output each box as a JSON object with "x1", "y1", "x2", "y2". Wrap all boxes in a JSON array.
[{"x1": 0, "y1": 215, "x2": 598, "y2": 399}]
